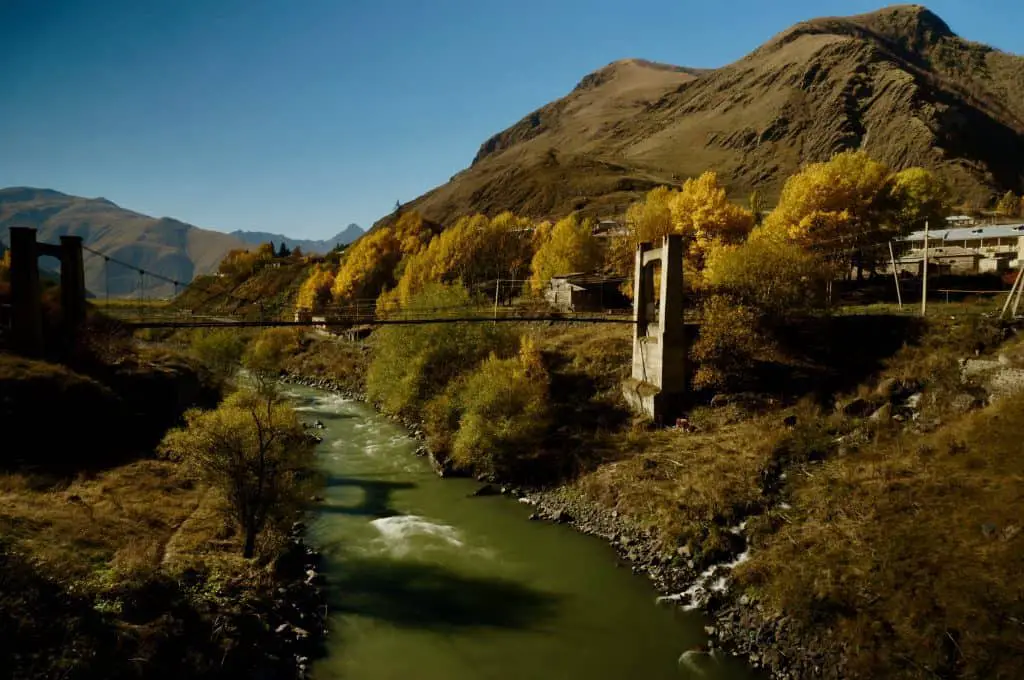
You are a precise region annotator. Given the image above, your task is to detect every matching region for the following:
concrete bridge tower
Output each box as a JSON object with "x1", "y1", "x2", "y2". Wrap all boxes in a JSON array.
[
  {"x1": 622, "y1": 234, "x2": 688, "y2": 422},
  {"x1": 8, "y1": 227, "x2": 86, "y2": 357}
]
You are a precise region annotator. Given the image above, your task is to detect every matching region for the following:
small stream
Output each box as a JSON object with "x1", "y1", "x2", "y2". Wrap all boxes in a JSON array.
[{"x1": 286, "y1": 386, "x2": 759, "y2": 680}]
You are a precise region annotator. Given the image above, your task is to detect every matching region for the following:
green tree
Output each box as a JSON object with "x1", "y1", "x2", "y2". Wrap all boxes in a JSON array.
[
  {"x1": 159, "y1": 389, "x2": 315, "y2": 558},
  {"x1": 366, "y1": 283, "x2": 515, "y2": 416},
  {"x1": 529, "y1": 214, "x2": 600, "y2": 294},
  {"x1": 448, "y1": 335, "x2": 550, "y2": 479},
  {"x1": 277, "y1": 242, "x2": 291, "y2": 258},
  {"x1": 244, "y1": 328, "x2": 303, "y2": 394},
  {"x1": 190, "y1": 329, "x2": 246, "y2": 385}
]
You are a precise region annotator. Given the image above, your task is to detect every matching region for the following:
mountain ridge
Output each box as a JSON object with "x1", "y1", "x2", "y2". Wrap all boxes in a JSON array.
[
  {"x1": 0, "y1": 187, "x2": 247, "y2": 297},
  {"x1": 230, "y1": 224, "x2": 364, "y2": 254},
  {"x1": 374, "y1": 4, "x2": 1024, "y2": 231}
]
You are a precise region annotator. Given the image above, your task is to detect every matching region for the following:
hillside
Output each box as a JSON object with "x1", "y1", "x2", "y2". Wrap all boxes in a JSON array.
[
  {"x1": 375, "y1": 5, "x2": 1024, "y2": 229},
  {"x1": 231, "y1": 223, "x2": 364, "y2": 254},
  {"x1": 0, "y1": 187, "x2": 246, "y2": 297}
]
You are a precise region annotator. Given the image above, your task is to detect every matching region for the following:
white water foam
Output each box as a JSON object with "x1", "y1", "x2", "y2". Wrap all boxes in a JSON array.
[{"x1": 369, "y1": 515, "x2": 465, "y2": 557}]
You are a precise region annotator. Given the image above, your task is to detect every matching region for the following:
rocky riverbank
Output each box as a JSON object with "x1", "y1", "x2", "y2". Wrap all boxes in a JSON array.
[{"x1": 277, "y1": 369, "x2": 824, "y2": 679}]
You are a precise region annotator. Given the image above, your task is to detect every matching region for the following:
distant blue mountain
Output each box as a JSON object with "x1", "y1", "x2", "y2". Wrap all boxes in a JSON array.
[{"x1": 230, "y1": 224, "x2": 363, "y2": 254}]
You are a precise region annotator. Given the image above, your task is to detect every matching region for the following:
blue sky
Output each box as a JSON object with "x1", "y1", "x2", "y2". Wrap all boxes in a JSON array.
[{"x1": 0, "y1": 1, "x2": 1020, "y2": 239}]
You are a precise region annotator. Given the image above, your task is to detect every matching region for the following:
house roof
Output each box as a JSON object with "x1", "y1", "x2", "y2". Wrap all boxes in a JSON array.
[
  {"x1": 901, "y1": 224, "x2": 1024, "y2": 242},
  {"x1": 550, "y1": 272, "x2": 626, "y2": 288},
  {"x1": 897, "y1": 245, "x2": 984, "y2": 262}
]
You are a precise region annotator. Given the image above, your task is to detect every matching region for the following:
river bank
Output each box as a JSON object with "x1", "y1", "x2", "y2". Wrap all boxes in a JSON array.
[
  {"x1": 285, "y1": 383, "x2": 759, "y2": 679},
  {"x1": 278, "y1": 370, "x2": 799, "y2": 678}
]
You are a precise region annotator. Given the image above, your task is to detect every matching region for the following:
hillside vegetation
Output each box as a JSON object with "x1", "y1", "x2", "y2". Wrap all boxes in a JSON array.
[{"x1": 374, "y1": 5, "x2": 1024, "y2": 229}]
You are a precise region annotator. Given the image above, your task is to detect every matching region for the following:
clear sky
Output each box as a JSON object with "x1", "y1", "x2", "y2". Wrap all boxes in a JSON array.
[{"x1": 1, "y1": 1, "x2": 1020, "y2": 239}]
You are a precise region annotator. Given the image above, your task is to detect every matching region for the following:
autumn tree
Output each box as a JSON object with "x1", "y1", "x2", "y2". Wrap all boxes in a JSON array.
[
  {"x1": 529, "y1": 214, "x2": 600, "y2": 294},
  {"x1": 668, "y1": 170, "x2": 755, "y2": 271},
  {"x1": 0, "y1": 249, "x2": 10, "y2": 283},
  {"x1": 611, "y1": 174, "x2": 753, "y2": 285},
  {"x1": 383, "y1": 212, "x2": 534, "y2": 310},
  {"x1": 296, "y1": 264, "x2": 336, "y2": 311},
  {"x1": 997, "y1": 190, "x2": 1020, "y2": 217},
  {"x1": 330, "y1": 211, "x2": 433, "y2": 305},
  {"x1": 761, "y1": 150, "x2": 895, "y2": 278},
  {"x1": 703, "y1": 235, "x2": 828, "y2": 318},
  {"x1": 889, "y1": 167, "x2": 951, "y2": 232},
  {"x1": 749, "y1": 190, "x2": 767, "y2": 224},
  {"x1": 160, "y1": 389, "x2": 315, "y2": 558},
  {"x1": 609, "y1": 187, "x2": 675, "y2": 278}
]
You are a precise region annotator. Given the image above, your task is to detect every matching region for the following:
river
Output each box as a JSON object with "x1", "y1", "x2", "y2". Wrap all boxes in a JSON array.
[{"x1": 285, "y1": 386, "x2": 760, "y2": 680}]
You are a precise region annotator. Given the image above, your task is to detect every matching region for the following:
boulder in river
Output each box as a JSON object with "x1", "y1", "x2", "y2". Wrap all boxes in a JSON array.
[{"x1": 471, "y1": 484, "x2": 499, "y2": 497}]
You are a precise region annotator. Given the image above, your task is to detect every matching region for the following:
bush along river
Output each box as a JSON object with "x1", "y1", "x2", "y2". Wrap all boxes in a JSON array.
[{"x1": 284, "y1": 384, "x2": 762, "y2": 679}]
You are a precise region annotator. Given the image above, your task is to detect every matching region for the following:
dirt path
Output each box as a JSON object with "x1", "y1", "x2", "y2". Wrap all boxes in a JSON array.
[{"x1": 158, "y1": 488, "x2": 217, "y2": 566}]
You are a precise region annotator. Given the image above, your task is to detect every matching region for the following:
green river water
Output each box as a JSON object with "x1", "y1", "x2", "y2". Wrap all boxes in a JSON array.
[{"x1": 286, "y1": 386, "x2": 759, "y2": 680}]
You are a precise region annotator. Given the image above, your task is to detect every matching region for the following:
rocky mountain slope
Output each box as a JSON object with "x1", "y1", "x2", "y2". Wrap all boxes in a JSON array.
[
  {"x1": 0, "y1": 187, "x2": 246, "y2": 297},
  {"x1": 375, "y1": 5, "x2": 1024, "y2": 229},
  {"x1": 230, "y1": 223, "x2": 364, "y2": 254}
]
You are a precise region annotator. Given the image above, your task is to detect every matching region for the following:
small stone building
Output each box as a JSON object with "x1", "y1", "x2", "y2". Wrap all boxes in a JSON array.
[{"x1": 544, "y1": 272, "x2": 629, "y2": 312}]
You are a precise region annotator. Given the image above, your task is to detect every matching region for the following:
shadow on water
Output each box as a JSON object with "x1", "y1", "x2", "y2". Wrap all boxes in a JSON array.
[
  {"x1": 320, "y1": 475, "x2": 415, "y2": 518},
  {"x1": 326, "y1": 554, "x2": 562, "y2": 632}
]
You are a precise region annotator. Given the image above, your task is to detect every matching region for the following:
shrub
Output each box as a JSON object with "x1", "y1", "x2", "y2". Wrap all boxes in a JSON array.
[
  {"x1": 702, "y1": 235, "x2": 828, "y2": 317},
  {"x1": 190, "y1": 329, "x2": 246, "y2": 383},
  {"x1": 365, "y1": 283, "x2": 515, "y2": 416},
  {"x1": 449, "y1": 336, "x2": 551, "y2": 479},
  {"x1": 690, "y1": 295, "x2": 771, "y2": 392}
]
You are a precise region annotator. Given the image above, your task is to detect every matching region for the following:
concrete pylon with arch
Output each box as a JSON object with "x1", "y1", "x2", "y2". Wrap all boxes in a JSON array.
[
  {"x1": 622, "y1": 233, "x2": 688, "y2": 422},
  {"x1": 8, "y1": 226, "x2": 87, "y2": 357}
]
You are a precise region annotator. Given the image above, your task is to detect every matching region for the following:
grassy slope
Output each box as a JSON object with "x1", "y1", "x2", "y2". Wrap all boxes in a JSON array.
[
  {"x1": 558, "y1": 302, "x2": 1023, "y2": 678},
  {"x1": 0, "y1": 349, "x2": 305, "y2": 679},
  {"x1": 173, "y1": 259, "x2": 311, "y2": 320}
]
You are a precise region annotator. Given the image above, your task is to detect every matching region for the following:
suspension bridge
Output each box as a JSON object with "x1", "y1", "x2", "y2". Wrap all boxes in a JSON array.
[{"x1": 4, "y1": 228, "x2": 638, "y2": 356}]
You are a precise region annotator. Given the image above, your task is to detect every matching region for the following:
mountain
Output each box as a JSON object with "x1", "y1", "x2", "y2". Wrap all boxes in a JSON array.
[
  {"x1": 0, "y1": 188, "x2": 247, "y2": 297},
  {"x1": 230, "y1": 223, "x2": 364, "y2": 254},
  {"x1": 374, "y1": 5, "x2": 1024, "y2": 230}
]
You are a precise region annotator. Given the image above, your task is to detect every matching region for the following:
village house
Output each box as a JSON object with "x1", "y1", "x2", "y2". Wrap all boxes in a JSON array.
[
  {"x1": 888, "y1": 223, "x2": 1024, "y2": 276},
  {"x1": 544, "y1": 272, "x2": 630, "y2": 312}
]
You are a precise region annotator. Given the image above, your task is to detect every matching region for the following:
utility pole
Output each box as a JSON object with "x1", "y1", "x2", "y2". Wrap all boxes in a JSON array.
[
  {"x1": 921, "y1": 219, "x2": 929, "y2": 317},
  {"x1": 888, "y1": 240, "x2": 903, "y2": 310},
  {"x1": 493, "y1": 278, "x2": 500, "y2": 323}
]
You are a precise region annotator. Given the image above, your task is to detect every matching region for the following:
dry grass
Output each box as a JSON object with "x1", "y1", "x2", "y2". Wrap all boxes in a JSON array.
[
  {"x1": 0, "y1": 460, "x2": 243, "y2": 587},
  {"x1": 577, "y1": 416, "x2": 780, "y2": 559},
  {"x1": 739, "y1": 396, "x2": 1024, "y2": 679}
]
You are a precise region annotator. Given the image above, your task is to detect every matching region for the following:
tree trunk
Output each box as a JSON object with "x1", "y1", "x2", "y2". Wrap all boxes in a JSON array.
[{"x1": 243, "y1": 525, "x2": 257, "y2": 558}]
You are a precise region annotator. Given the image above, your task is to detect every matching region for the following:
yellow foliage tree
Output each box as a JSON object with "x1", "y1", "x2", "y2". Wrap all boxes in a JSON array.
[
  {"x1": 761, "y1": 150, "x2": 895, "y2": 277},
  {"x1": 330, "y1": 211, "x2": 433, "y2": 306},
  {"x1": 384, "y1": 212, "x2": 534, "y2": 311},
  {"x1": 0, "y1": 249, "x2": 10, "y2": 283},
  {"x1": 703, "y1": 233, "x2": 828, "y2": 317},
  {"x1": 159, "y1": 389, "x2": 314, "y2": 558},
  {"x1": 997, "y1": 190, "x2": 1020, "y2": 217},
  {"x1": 608, "y1": 187, "x2": 675, "y2": 280},
  {"x1": 668, "y1": 170, "x2": 755, "y2": 270},
  {"x1": 296, "y1": 264, "x2": 336, "y2": 311},
  {"x1": 529, "y1": 214, "x2": 600, "y2": 294},
  {"x1": 889, "y1": 167, "x2": 951, "y2": 232}
]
